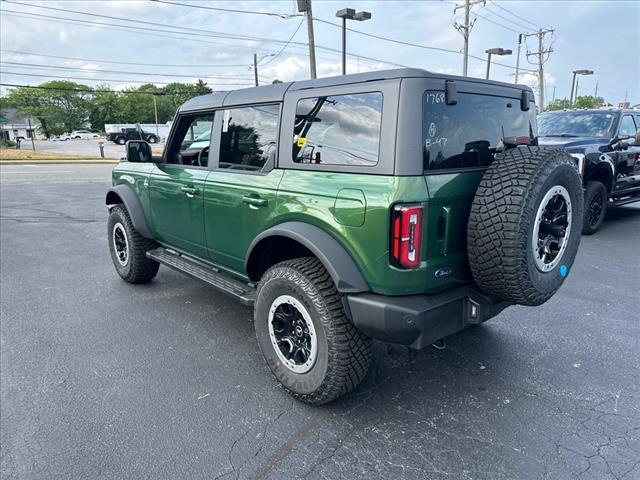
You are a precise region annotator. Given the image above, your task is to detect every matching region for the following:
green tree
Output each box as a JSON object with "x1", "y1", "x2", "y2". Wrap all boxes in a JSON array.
[
  {"x1": 88, "y1": 85, "x2": 125, "y2": 132},
  {"x1": 546, "y1": 98, "x2": 571, "y2": 111},
  {"x1": 4, "y1": 81, "x2": 92, "y2": 136},
  {"x1": 574, "y1": 95, "x2": 605, "y2": 109}
]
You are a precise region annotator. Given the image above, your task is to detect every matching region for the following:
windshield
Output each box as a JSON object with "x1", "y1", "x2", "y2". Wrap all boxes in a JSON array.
[{"x1": 538, "y1": 112, "x2": 616, "y2": 138}]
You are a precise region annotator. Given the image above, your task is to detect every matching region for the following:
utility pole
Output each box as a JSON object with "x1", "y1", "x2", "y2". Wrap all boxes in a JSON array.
[
  {"x1": 297, "y1": 0, "x2": 317, "y2": 79},
  {"x1": 514, "y1": 33, "x2": 523, "y2": 84},
  {"x1": 152, "y1": 95, "x2": 159, "y2": 136},
  {"x1": 253, "y1": 53, "x2": 259, "y2": 86},
  {"x1": 594, "y1": 82, "x2": 598, "y2": 98},
  {"x1": 453, "y1": 0, "x2": 485, "y2": 77},
  {"x1": 525, "y1": 27, "x2": 554, "y2": 112}
]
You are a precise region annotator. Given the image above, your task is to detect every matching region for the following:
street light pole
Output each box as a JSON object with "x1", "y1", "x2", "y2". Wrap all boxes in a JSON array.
[
  {"x1": 253, "y1": 53, "x2": 259, "y2": 86},
  {"x1": 341, "y1": 15, "x2": 347, "y2": 75},
  {"x1": 514, "y1": 33, "x2": 522, "y2": 83},
  {"x1": 336, "y1": 8, "x2": 371, "y2": 75},
  {"x1": 569, "y1": 69, "x2": 594, "y2": 106},
  {"x1": 485, "y1": 48, "x2": 512, "y2": 80}
]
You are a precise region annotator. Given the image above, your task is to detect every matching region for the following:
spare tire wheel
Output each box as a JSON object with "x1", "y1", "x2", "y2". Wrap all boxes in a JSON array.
[{"x1": 467, "y1": 146, "x2": 584, "y2": 306}]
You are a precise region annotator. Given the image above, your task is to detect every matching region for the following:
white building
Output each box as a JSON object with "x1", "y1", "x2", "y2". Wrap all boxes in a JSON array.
[{"x1": 0, "y1": 109, "x2": 41, "y2": 140}]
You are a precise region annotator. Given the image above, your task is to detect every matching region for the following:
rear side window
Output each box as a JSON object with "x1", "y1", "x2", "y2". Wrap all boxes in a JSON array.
[
  {"x1": 423, "y1": 91, "x2": 537, "y2": 171},
  {"x1": 292, "y1": 92, "x2": 382, "y2": 166},
  {"x1": 218, "y1": 104, "x2": 279, "y2": 172}
]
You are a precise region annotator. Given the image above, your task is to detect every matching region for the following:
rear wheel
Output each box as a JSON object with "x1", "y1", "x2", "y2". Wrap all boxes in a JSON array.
[
  {"x1": 108, "y1": 205, "x2": 159, "y2": 283},
  {"x1": 468, "y1": 146, "x2": 584, "y2": 306},
  {"x1": 254, "y1": 257, "x2": 371, "y2": 405},
  {"x1": 581, "y1": 180, "x2": 607, "y2": 235}
]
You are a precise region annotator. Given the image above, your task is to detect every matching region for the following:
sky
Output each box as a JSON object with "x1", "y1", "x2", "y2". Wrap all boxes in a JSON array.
[{"x1": 0, "y1": 0, "x2": 638, "y2": 106}]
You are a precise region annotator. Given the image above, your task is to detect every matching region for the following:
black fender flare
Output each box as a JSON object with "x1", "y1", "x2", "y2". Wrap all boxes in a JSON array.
[
  {"x1": 105, "y1": 184, "x2": 153, "y2": 238},
  {"x1": 245, "y1": 222, "x2": 369, "y2": 293}
]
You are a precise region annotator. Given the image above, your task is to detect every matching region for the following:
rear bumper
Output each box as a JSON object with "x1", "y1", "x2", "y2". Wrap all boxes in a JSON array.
[{"x1": 346, "y1": 286, "x2": 511, "y2": 349}]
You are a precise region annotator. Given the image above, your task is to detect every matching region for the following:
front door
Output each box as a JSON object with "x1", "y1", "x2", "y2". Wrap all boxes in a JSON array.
[
  {"x1": 149, "y1": 113, "x2": 214, "y2": 259},
  {"x1": 203, "y1": 104, "x2": 283, "y2": 274}
]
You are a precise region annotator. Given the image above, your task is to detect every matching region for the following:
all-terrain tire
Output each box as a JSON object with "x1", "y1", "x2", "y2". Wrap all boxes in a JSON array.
[
  {"x1": 254, "y1": 257, "x2": 372, "y2": 405},
  {"x1": 467, "y1": 146, "x2": 584, "y2": 306},
  {"x1": 107, "y1": 205, "x2": 159, "y2": 283},
  {"x1": 581, "y1": 180, "x2": 607, "y2": 235}
]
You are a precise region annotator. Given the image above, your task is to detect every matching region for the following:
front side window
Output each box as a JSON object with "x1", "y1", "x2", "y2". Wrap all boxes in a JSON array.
[
  {"x1": 166, "y1": 114, "x2": 214, "y2": 166},
  {"x1": 423, "y1": 91, "x2": 537, "y2": 171},
  {"x1": 292, "y1": 92, "x2": 382, "y2": 166},
  {"x1": 618, "y1": 115, "x2": 637, "y2": 138},
  {"x1": 218, "y1": 104, "x2": 280, "y2": 172}
]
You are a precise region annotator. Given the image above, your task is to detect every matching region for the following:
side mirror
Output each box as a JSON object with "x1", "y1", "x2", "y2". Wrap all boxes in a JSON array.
[{"x1": 126, "y1": 140, "x2": 152, "y2": 163}]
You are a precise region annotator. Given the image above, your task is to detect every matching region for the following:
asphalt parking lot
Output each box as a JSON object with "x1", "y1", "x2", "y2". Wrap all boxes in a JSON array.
[{"x1": 1, "y1": 163, "x2": 639, "y2": 480}]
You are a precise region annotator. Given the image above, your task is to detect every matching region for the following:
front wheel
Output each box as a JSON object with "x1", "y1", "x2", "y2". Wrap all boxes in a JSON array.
[
  {"x1": 116, "y1": 137, "x2": 126, "y2": 145},
  {"x1": 582, "y1": 181, "x2": 607, "y2": 235},
  {"x1": 147, "y1": 135, "x2": 158, "y2": 144},
  {"x1": 108, "y1": 205, "x2": 159, "y2": 283},
  {"x1": 254, "y1": 257, "x2": 372, "y2": 405}
]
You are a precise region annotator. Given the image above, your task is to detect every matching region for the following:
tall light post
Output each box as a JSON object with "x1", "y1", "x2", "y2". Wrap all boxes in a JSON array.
[
  {"x1": 485, "y1": 48, "x2": 512, "y2": 80},
  {"x1": 569, "y1": 69, "x2": 594, "y2": 106},
  {"x1": 335, "y1": 8, "x2": 371, "y2": 75}
]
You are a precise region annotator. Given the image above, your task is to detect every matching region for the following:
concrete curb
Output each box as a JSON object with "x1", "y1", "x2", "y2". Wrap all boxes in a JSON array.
[{"x1": 0, "y1": 159, "x2": 119, "y2": 164}]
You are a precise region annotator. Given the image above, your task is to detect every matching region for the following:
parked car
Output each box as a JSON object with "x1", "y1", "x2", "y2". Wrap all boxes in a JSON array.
[
  {"x1": 106, "y1": 68, "x2": 584, "y2": 404},
  {"x1": 70, "y1": 129, "x2": 99, "y2": 139},
  {"x1": 50, "y1": 133, "x2": 71, "y2": 141},
  {"x1": 107, "y1": 127, "x2": 159, "y2": 145},
  {"x1": 538, "y1": 109, "x2": 640, "y2": 233}
]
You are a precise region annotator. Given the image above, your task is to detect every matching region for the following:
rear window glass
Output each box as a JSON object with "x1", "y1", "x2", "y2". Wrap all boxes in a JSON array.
[
  {"x1": 423, "y1": 91, "x2": 537, "y2": 171},
  {"x1": 293, "y1": 92, "x2": 382, "y2": 166}
]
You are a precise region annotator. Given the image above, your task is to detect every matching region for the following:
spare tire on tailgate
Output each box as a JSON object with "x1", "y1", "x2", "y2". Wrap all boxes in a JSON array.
[{"x1": 467, "y1": 146, "x2": 583, "y2": 306}]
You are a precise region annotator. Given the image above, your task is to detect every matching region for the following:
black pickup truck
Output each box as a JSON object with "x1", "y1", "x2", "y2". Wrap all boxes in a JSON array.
[
  {"x1": 107, "y1": 127, "x2": 159, "y2": 145},
  {"x1": 538, "y1": 109, "x2": 640, "y2": 233}
]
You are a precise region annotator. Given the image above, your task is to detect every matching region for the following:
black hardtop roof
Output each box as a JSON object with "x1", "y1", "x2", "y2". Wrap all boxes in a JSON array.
[{"x1": 179, "y1": 67, "x2": 534, "y2": 112}]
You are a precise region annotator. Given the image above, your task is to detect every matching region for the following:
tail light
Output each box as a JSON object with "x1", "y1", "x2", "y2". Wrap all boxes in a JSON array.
[{"x1": 390, "y1": 204, "x2": 423, "y2": 269}]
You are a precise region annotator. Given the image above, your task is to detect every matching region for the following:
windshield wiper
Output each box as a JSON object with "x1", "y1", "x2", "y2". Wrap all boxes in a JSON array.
[{"x1": 539, "y1": 134, "x2": 581, "y2": 138}]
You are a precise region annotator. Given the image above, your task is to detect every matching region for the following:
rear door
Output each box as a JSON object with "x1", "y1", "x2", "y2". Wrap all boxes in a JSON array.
[
  {"x1": 421, "y1": 87, "x2": 538, "y2": 284},
  {"x1": 148, "y1": 113, "x2": 214, "y2": 259},
  {"x1": 203, "y1": 104, "x2": 283, "y2": 274}
]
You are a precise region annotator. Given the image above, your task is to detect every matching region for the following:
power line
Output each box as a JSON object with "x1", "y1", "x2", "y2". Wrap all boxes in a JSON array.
[
  {"x1": 0, "y1": 83, "x2": 171, "y2": 95},
  {"x1": 0, "y1": 72, "x2": 253, "y2": 86},
  {"x1": 0, "y1": 49, "x2": 249, "y2": 68},
  {"x1": 482, "y1": 4, "x2": 536, "y2": 32},
  {"x1": 1, "y1": 61, "x2": 258, "y2": 80},
  {"x1": 314, "y1": 17, "x2": 536, "y2": 73},
  {"x1": 260, "y1": 17, "x2": 305, "y2": 66},
  {"x1": 0, "y1": 6, "x2": 406, "y2": 69},
  {"x1": 489, "y1": 1, "x2": 541, "y2": 30},
  {"x1": 150, "y1": 0, "x2": 300, "y2": 19},
  {"x1": 472, "y1": 11, "x2": 521, "y2": 34}
]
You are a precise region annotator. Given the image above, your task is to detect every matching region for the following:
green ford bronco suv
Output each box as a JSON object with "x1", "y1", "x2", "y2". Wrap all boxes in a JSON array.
[{"x1": 107, "y1": 68, "x2": 583, "y2": 404}]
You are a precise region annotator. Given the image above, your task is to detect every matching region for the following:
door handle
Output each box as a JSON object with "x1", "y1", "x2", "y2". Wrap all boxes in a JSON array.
[
  {"x1": 181, "y1": 186, "x2": 200, "y2": 198},
  {"x1": 242, "y1": 196, "x2": 268, "y2": 208},
  {"x1": 438, "y1": 206, "x2": 452, "y2": 256}
]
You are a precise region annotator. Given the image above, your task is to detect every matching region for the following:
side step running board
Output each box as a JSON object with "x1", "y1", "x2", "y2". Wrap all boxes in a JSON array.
[{"x1": 146, "y1": 248, "x2": 256, "y2": 306}]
